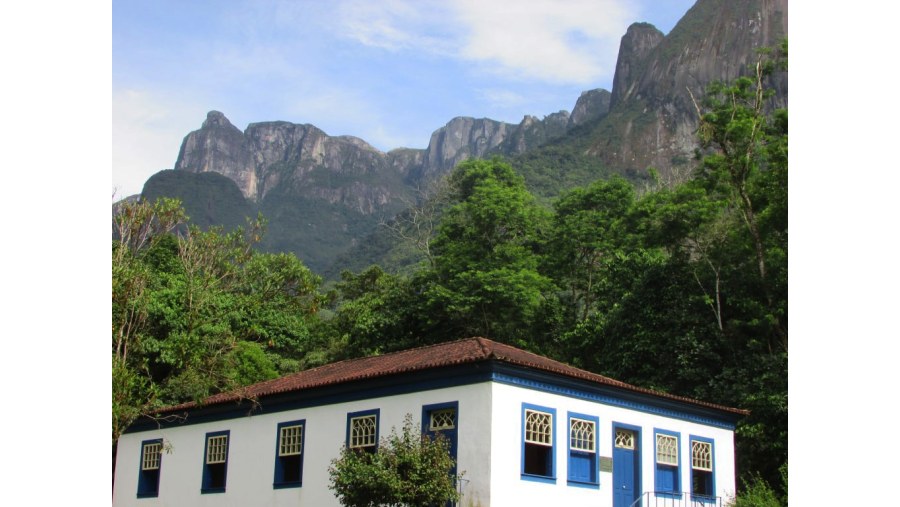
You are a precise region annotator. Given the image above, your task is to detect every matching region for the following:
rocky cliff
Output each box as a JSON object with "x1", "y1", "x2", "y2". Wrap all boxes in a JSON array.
[
  {"x1": 155, "y1": 88, "x2": 609, "y2": 272},
  {"x1": 588, "y1": 0, "x2": 788, "y2": 179}
]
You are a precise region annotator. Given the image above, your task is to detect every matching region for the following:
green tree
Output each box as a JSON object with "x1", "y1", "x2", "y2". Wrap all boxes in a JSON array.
[
  {"x1": 113, "y1": 203, "x2": 325, "y2": 447},
  {"x1": 426, "y1": 158, "x2": 556, "y2": 344},
  {"x1": 546, "y1": 176, "x2": 637, "y2": 323},
  {"x1": 112, "y1": 197, "x2": 187, "y2": 445},
  {"x1": 325, "y1": 266, "x2": 428, "y2": 359},
  {"x1": 692, "y1": 42, "x2": 788, "y2": 349},
  {"x1": 328, "y1": 414, "x2": 461, "y2": 507}
]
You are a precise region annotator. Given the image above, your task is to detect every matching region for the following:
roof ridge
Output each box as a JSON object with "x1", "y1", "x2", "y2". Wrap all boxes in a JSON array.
[
  {"x1": 473, "y1": 336, "x2": 494, "y2": 359},
  {"x1": 282, "y1": 337, "x2": 485, "y2": 377}
]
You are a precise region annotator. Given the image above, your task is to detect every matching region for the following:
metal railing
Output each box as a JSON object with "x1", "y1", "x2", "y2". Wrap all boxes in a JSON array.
[{"x1": 628, "y1": 491, "x2": 723, "y2": 507}]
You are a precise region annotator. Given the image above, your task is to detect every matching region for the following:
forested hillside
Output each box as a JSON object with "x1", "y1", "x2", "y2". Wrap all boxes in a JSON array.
[{"x1": 113, "y1": 44, "x2": 787, "y2": 499}]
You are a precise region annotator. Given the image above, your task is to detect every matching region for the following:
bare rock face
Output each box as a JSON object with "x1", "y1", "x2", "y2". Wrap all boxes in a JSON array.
[
  {"x1": 174, "y1": 111, "x2": 258, "y2": 200},
  {"x1": 609, "y1": 24, "x2": 665, "y2": 109},
  {"x1": 589, "y1": 0, "x2": 788, "y2": 179},
  {"x1": 175, "y1": 114, "x2": 400, "y2": 213},
  {"x1": 501, "y1": 111, "x2": 571, "y2": 155},
  {"x1": 423, "y1": 117, "x2": 516, "y2": 176},
  {"x1": 568, "y1": 89, "x2": 612, "y2": 128}
]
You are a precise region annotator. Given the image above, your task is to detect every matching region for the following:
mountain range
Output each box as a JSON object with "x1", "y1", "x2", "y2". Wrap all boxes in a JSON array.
[{"x1": 133, "y1": 0, "x2": 788, "y2": 275}]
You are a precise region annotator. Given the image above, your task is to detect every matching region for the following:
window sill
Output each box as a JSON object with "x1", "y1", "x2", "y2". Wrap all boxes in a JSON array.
[
  {"x1": 691, "y1": 494, "x2": 717, "y2": 503},
  {"x1": 521, "y1": 473, "x2": 556, "y2": 484},
  {"x1": 201, "y1": 487, "x2": 226, "y2": 494},
  {"x1": 136, "y1": 492, "x2": 159, "y2": 498},
  {"x1": 567, "y1": 479, "x2": 600, "y2": 489},
  {"x1": 273, "y1": 481, "x2": 302, "y2": 489}
]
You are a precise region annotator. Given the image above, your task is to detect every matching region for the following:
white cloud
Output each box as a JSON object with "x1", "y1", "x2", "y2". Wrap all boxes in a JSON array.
[
  {"x1": 453, "y1": 0, "x2": 635, "y2": 84},
  {"x1": 336, "y1": 0, "x2": 457, "y2": 55},
  {"x1": 333, "y1": 0, "x2": 634, "y2": 85}
]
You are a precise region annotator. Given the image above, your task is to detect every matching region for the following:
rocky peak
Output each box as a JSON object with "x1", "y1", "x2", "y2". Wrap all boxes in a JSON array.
[
  {"x1": 175, "y1": 111, "x2": 257, "y2": 200},
  {"x1": 202, "y1": 110, "x2": 238, "y2": 130},
  {"x1": 422, "y1": 117, "x2": 515, "y2": 177},
  {"x1": 609, "y1": 23, "x2": 664, "y2": 108},
  {"x1": 590, "y1": 0, "x2": 787, "y2": 180},
  {"x1": 568, "y1": 89, "x2": 611, "y2": 128}
]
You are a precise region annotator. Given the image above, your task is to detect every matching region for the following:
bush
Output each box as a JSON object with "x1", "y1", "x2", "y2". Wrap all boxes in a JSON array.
[
  {"x1": 728, "y1": 463, "x2": 787, "y2": 507},
  {"x1": 328, "y1": 414, "x2": 462, "y2": 507}
]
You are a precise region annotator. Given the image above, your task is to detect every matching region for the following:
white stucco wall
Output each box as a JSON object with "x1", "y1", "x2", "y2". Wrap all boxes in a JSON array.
[
  {"x1": 487, "y1": 382, "x2": 737, "y2": 507},
  {"x1": 113, "y1": 377, "x2": 737, "y2": 507},
  {"x1": 113, "y1": 382, "x2": 493, "y2": 507}
]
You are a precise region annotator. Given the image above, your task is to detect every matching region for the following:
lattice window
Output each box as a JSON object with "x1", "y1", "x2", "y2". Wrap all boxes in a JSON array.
[
  {"x1": 206, "y1": 435, "x2": 228, "y2": 464},
  {"x1": 141, "y1": 442, "x2": 162, "y2": 471},
  {"x1": 692, "y1": 441, "x2": 712, "y2": 471},
  {"x1": 656, "y1": 434, "x2": 678, "y2": 465},
  {"x1": 615, "y1": 429, "x2": 634, "y2": 449},
  {"x1": 279, "y1": 424, "x2": 303, "y2": 456},
  {"x1": 524, "y1": 409, "x2": 552, "y2": 446},
  {"x1": 350, "y1": 415, "x2": 377, "y2": 448},
  {"x1": 430, "y1": 409, "x2": 456, "y2": 431},
  {"x1": 569, "y1": 418, "x2": 595, "y2": 452}
]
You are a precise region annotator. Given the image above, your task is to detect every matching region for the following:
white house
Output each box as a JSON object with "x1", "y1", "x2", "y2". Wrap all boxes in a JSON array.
[{"x1": 112, "y1": 337, "x2": 747, "y2": 507}]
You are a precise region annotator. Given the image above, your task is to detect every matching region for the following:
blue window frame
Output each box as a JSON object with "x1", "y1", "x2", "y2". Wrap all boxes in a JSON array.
[
  {"x1": 201, "y1": 430, "x2": 230, "y2": 494},
  {"x1": 690, "y1": 436, "x2": 716, "y2": 502},
  {"x1": 521, "y1": 403, "x2": 556, "y2": 483},
  {"x1": 273, "y1": 419, "x2": 306, "y2": 488},
  {"x1": 136, "y1": 438, "x2": 163, "y2": 498},
  {"x1": 567, "y1": 412, "x2": 599, "y2": 487},
  {"x1": 346, "y1": 409, "x2": 380, "y2": 452},
  {"x1": 421, "y1": 401, "x2": 459, "y2": 466},
  {"x1": 654, "y1": 428, "x2": 681, "y2": 496}
]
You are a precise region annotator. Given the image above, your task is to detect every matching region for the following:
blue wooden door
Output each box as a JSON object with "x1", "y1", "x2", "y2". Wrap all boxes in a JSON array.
[{"x1": 613, "y1": 427, "x2": 640, "y2": 507}]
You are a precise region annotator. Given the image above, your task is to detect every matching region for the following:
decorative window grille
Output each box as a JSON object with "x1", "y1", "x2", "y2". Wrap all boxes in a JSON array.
[
  {"x1": 524, "y1": 409, "x2": 552, "y2": 446},
  {"x1": 350, "y1": 415, "x2": 377, "y2": 448},
  {"x1": 279, "y1": 424, "x2": 303, "y2": 456},
  {"x1": 142, "y1": 442, "x2": 162, "y2": 470},
  {"x1": 429, "y1": 409, "x2": 456, "y2": 431},
  {"x1": 569, "y1": 418, "x2": 595, "y2": 452},
  {"x1": 692, "y1": 441, "x2": 713, "y2": 471},
  {"x1": 206, "y1": 435, "x2": 228, "y2": 464},
  {"x1": 656, "y1": 434, "x2": 678, "y2": 465},
  {"x1": 615, "y1": 429, "x2": 635, "y2": 449}
]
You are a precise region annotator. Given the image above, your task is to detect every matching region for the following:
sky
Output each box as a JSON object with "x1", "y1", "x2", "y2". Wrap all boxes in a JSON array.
[{"x1": 112, "y1": 0, "x2": 697, "y2": 198}]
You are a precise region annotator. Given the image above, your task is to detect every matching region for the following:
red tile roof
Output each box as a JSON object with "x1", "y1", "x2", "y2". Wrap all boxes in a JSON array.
[{"x1": 159, "y1": 337, "x2": 747, "y2": 416}]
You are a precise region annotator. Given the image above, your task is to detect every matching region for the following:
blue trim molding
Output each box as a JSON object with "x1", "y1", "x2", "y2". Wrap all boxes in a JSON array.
[
  {"x1": 491, "y1": 366, "x2": 738, "y2": 430},
  {"x1": 126, "y1": 360, "x2": 740, "y2": 435}
]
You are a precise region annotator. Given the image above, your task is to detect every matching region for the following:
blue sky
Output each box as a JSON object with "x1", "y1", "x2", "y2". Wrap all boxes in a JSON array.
[{"x1": 113, "y1": 0, "x2": 696, "y2": 198}]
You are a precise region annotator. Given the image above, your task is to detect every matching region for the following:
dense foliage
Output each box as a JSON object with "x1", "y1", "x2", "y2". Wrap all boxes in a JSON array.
[
  {"x1": 113, "y1": 46, "x2": 786, "y2": 498},
  {"x1": 112, "y1": 203, "x2": 327, "y2": 447},
  {"x1": 328, "y1": 414, "x2": 461, "y2": 507}
]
